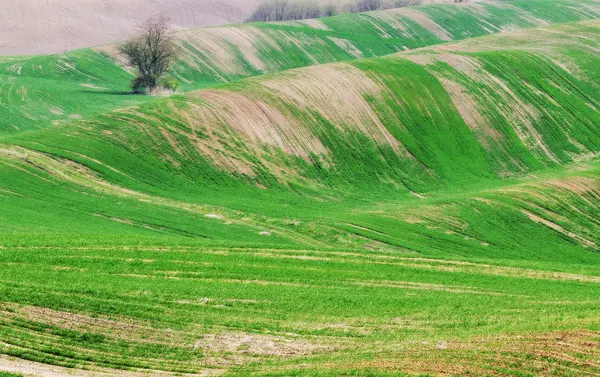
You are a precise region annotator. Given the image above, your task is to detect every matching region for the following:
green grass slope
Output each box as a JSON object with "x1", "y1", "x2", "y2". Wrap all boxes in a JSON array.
[
  {"x1": 1, "y1": 4, "x2": 600, "y2": 377},
  {"x1": 2, "y1": 0, "x2": 600, "y2": 133},
  {"x1": 7, "y1": 21, "x2": 600, "y2": 193}
]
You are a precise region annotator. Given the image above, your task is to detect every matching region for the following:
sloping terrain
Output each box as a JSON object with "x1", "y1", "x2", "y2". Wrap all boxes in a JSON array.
[
  {"x1": 0, "y1": 1, "x2": 600, "y2": 377},
  {"x1": 7, "y1": 20, "x2": 599, "y2": 191},
  {"x1": 3, "y1": 0, "x2": 600, "y2": 133}
]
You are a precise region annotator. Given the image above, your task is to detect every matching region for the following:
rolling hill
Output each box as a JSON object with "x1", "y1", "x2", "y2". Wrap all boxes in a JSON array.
[
  {"x1": 3, "y1": 0, "x2": 600, "y2": 134},
  {"x1": 0, "y1": 1, "x2": 600, "y2": 376}
]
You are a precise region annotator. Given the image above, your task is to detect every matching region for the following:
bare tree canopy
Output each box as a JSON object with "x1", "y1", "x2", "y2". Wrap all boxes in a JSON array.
[
  {"x1": 119, "y1": 15, "x2": 179, "y2": 93},
  {"x1": 246, "y1": 0, "x2": 469, "y2": 23}
]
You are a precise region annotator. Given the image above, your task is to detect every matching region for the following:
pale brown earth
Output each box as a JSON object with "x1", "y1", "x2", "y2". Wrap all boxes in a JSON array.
[
  {"x1": 0, "y1": 0, "x2": 264, "y2": 55},
  {"x1": 394, "y1": 7, "x2": 452, "y2": 40},
  {"x1": 0, "y1": 355, "x2": 223, "y2": 377}
]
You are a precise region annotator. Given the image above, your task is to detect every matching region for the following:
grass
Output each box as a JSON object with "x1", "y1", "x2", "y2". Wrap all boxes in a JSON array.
[{"x1": 0, "y1": 1, "x2": 600, "y2": 376}]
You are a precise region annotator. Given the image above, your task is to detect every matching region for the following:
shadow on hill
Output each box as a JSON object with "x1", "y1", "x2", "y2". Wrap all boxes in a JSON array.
[{"x1": 81, "y1": 90, "x2": 135, "y2": 96}]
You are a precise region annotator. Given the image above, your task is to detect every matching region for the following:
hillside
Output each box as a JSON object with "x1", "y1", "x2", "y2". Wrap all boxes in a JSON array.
[
  {"x1": 5, "y1": 20, "x2": 600, "y2": 191},
  {"x1": 0, "y1": 1, "x2": 600, "y2": 377},
  {"x1": 3, "y1": 0, "x2": 600, "y2": 134}
]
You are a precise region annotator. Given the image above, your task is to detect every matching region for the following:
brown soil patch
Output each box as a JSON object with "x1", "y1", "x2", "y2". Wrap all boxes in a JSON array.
[
  {"x1": 0, "y1": 354, "x2": 222, "y2": 377},
  {"x1": 395, "y1": 8, "x2": 452, "y2": 41},
  {"x1": 195, "y1": 332, "x2": 329, "y2": 357},
  {"x1": 544, "y1": 176, "x2": 599, "y2": 195},
  {"x1": 391, "y1": 258, "x2": 600, "y2": 284},
  {"x1": 327, "y1": 37, "x2": 364, "y2": 58},
  {"x1": 200, "y1": 26, "x2": 269, "y2": 72},
  {"x1": 193, "y1": 90, "x2": 327, "y2": 160},
  {"x1": 404, "y1": 54, "x2": 437, "y2": 65},
  {"x1": 349, "y1": 279, "x2": 514, "y2": 296},
  {"x1": 175, "y1": 25, "x2": 291, "y2": 77},
  {"x1": 370, "y1": 10, "x2": 409, "y2": 35},
  {"x1": 438, "y1": 77, "x2": 503, "y2": 148},
  {"x1": 297, "y1": 19, "x2": 331, "y2": 31},
  {"x1": 0, "y1": 302, "x2": 192, "y2": 347},
  {"x1": 48, "y1": 107, "x2": 65, "y2": 116},
  {"x1": 80, "y1": 83, "x2": 106, "y2": 90}
]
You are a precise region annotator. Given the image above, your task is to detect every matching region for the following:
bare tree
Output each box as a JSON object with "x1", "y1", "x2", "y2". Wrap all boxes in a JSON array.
[
  {"x1": 246, "y1": 0, "x2": 425, "y2": 22},
  {"x1": 119, "y1": 15, "x2": 179, "y2": 93},
  {"x1": 246, "y1": 0, "x2": 336, "y2": 22}
]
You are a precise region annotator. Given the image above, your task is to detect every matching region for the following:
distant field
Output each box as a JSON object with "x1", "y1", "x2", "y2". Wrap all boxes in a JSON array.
[
  {"x1": 0, "y1": 0, "x2": 261, "y2": 55},
  {"x1": 0, "y1": 1, "x2": 600, "y2": 376}
]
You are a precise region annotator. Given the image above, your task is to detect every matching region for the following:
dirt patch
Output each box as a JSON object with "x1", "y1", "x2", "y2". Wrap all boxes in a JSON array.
[
  {"x1": 170, "y1": 109, "x2": 260, "y2": 176},
  {"x1": 205, "y1": 213, "x2": 224, "y2": 219},
  {"x1": 175, "y1": 23, "x2": 297, "y2": 77},
  {"x1": 298, "y1": 19, "x2": 331, "y2": 31},
  {"x1": 404, "y1": 54, "x2": 437, "y2": 65},
  {"x1": 544, "y1": 176, "x2": 599, "y2": 195},
  {"x1": 192, "y1": 89, "x2": 327, "y2": 161},
  {"x1": 0, "y1": 354, "x2": 222, "y2": 377},
  {"x1": 390, "y1": 257, "x2": 600, "y2": 284},
  {"x1": 48, "y1": 107, "x2": 64, "y2": 116},
  {"x1": 80, "y1": 83, "x2": 107, "y2": 90},
  {"x1": 327, "y1": 37, "x2": 363, "y2": 59},
  {"x1": 0, "y1": 302, "x2": 194, "y2": 347},
  {"x1": 370, "y1": 10, "x2": 409, "y2": 35},
  {"x1": 203, "y1": 26, "x2": 269, "y2": 72},
  {"x1": 196, "y1": 332, "x2": 329, "y2": 357},
  {"x1": 349, "y1": 279, "x2": 514, "y2": 296},
  {"x1": 173, "y1": 29, "x2": 250, "y2": 77},
  {"x1": 438, "y1": 77, "x2": 503, "y2": 148},
  {"x1": 396, "y1": 8, "x2": 452, "y2": 41}
]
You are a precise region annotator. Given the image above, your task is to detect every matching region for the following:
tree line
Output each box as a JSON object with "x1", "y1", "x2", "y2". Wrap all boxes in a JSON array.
[{"x1": 245, "y1": 0, "x2": 453, "y2": 22}]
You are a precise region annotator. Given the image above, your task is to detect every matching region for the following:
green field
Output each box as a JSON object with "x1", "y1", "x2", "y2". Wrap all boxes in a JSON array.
[{"x1": 1, "y1": 1, "x2": 600, "y2": 376}]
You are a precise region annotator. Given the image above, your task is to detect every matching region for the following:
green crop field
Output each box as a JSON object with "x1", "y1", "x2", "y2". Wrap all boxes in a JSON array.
[{"x1": 1, "y1": 1, "x2": 600, "y2": 376}]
